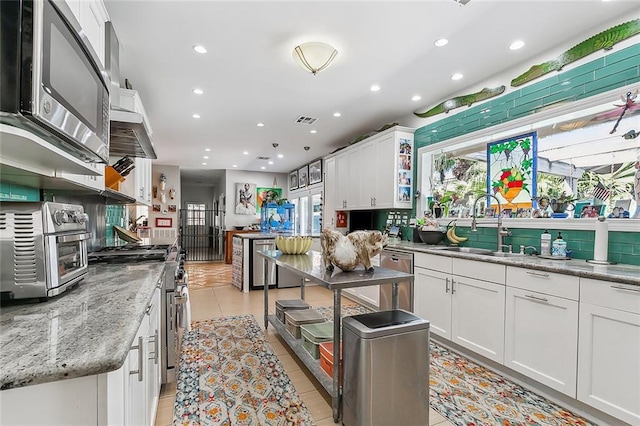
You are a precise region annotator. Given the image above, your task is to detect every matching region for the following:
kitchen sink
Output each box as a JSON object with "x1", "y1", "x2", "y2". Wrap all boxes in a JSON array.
[{"x1": 436, "y1": 247, "x2": 494, "y2": 255}]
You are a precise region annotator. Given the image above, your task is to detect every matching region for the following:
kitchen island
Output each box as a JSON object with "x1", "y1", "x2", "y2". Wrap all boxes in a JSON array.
[
  {"x1": 257, "y1": 249, "x2": 414, "y2": 423},
  {"x1": 0, "y1": 261, "x2": 164, "y2": 424}
]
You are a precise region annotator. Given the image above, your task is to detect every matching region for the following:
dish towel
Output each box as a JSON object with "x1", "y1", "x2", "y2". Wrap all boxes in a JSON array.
[{"x1": 179, "y1": 286, "x2": 192, "y2": 332}]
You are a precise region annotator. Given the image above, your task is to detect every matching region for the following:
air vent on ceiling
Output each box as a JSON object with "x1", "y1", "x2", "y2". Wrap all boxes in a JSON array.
[
  {"x1": 453, "y1": 0, "x2": 471, "y2": 5},
  {"x1": 295, "y1": 116, "x2": 318, "y2": 125},
  {"x1": 256, "y1": 156, "x2": 270, "y2": 160}
]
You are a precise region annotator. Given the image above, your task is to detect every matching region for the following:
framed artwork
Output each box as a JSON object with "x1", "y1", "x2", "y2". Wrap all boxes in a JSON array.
[
  {"x1": 298, "y1": 166, "x2": 308, "y2": 188},
  {"x1": 309, "y1": 159, "x2": 322, "y2": 185},
  {"x1": 155, "y1": 217, "x2": 172, "y2": 228},
  {"x1": 235, "y1": 182, "x2": 257, "y2": 215},
  {"x1": 484, "y1": 208, "x2": 496, "y2": 218},
  {"x1": 516, "y1": 207, "x2": 532, "y2": 218},
  {"x1": 580, "y1": 204, "x2": 604, "y2": 218},
  {"x1": 487, "y1": 132, "x2": 537, "y2": 209},
  {"x1": 501, "y1": 208, "x2": 513, "y2": 218},
  {"x1": 168, "y1": 204, "x2": 177, "y2": 213},
  {"x1": 256, "y1": 187, "x2": 282, "y2": 212},
  {"x1": 574, "y1": 201, "x2": 590, "y2": 218},
  {"x1": 289, "y1": 170, "x2": 298, "y2": 190},
  {"x1": 152, "y1": 204, "x2": 161, "y2": 212}
]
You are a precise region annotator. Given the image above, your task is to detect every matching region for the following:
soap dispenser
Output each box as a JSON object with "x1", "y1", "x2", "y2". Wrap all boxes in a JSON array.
[
  {"x1": 552, "y1": 232, "x2": 567, "y2": 257},
  {"x1": 540, "y1": 230, "x2": 551, "y2": 256}
]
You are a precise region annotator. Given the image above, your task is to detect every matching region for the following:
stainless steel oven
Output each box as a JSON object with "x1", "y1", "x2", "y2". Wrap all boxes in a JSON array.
[
  {"x1": 0, "y1": 202, "x2": 90, "y2": 300},
  {"x1": 0, "y1": 0, "x2": 110, "y2": 163}
]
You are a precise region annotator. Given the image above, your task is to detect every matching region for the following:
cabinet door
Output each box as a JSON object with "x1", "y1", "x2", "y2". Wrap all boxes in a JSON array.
[
  {"x1": 505, "y1": 286, "x2": 578, "y2": 397},
  {"x1": 134, "y1": 158, "x2": 152, "y2": 205},
  {"x1": 359, "y1": 140, "x2": 377, "y2": 208},
  {"x1": 323, "y1": 157, "x2": 336, "y2": 228},
  {"x1": 373, "y1": 134, "x2": 395, "y2": 208},
  {"x1": 414, "y1": 268, "x2": 451, "y2": 339},
  {"x1": 146, "y1": 289, "x2": 161, "y2": 426},
  {"x1": 577, "y1": 302, "x2": 640, "y2": 424},
  {"x1": 451, "y1": 276, "x2": 505, "y2": 363},
  {"x1": 78, "y1": 0, "x2": 108, "y2": 66},
  {"x1": 335, "y1": 153, "x2": 349, "y2": 209},
  {"x1": 347, "y1": 148, "x2": 361, "y2": 209},
  {"x1": 127, "y1": 318, "x2": 148, "y2": 426}
]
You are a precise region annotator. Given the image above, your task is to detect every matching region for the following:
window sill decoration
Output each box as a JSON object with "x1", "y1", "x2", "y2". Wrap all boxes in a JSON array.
[{"x1": 488, "y1": 132, "x2": 537, "y2": 209}]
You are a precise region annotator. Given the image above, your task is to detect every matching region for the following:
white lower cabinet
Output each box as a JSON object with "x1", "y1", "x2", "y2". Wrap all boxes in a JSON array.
[
  {"x1": 504, "y1": 286, "x2": 578, "y2": 397},
  {"x1": 451, "y1": 275, "x2": 505, "y2": 363},
  {"x1": 577, "y1": 279, "x2": 640, "y2": 424},
  {"x1": 414, "y1": 255, "x2": 505, "y2": 363}
]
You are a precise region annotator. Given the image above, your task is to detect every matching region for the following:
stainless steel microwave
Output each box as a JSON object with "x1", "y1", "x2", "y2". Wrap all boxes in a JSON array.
[{"x1": 0, "y1": 0, "x2": 109, "y2": 163}]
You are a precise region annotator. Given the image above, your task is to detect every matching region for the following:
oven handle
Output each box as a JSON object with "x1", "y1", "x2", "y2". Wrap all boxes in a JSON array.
[{"x1": 56, "y1": 232, "x2": 92, "y2": 243}]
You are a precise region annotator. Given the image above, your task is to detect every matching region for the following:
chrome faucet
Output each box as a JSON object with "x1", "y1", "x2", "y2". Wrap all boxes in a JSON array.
[{"x1": 471, "y1": 193, "x2": 512, "y2": 252}]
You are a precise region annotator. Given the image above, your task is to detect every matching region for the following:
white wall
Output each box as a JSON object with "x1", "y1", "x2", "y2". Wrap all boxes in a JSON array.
[{"x1": 224, "y1": 169, "x2": 287, "y2": 229}]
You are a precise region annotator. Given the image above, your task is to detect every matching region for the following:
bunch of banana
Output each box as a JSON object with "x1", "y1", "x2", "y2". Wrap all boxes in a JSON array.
[{"x1": 446, "y1": 224, "x2": 468, "y2": 244}]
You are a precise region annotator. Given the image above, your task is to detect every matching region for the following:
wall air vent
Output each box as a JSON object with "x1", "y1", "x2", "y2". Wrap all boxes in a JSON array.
[
  {"x1": 453, "y1": 0, "x2": 471, "y2": 5},
  {"x1": 256, "y1": 156, "x2": 270, "y2": 160},
  {"x1": 295, "y1": 116, "x2": 318, "y2": 125}
]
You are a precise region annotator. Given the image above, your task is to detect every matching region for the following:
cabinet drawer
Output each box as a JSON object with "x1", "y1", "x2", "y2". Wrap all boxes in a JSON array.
[
  {"x1": 453, "y1": 258, "x2": 505, "y2": 284},
  {"x1": 506, "y1": 267, "x2": 578, "y2": 300},
  {"x1": 415, "y1": 252, "x2": 452, "y2": 274},
  {"x1": 581, "y1": 278, "x2": 640, "y2": 314}
]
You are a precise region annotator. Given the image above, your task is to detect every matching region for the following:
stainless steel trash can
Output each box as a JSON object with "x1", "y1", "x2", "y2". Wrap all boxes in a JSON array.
[{"x1": 342, "y1": 309, "x2": 430, "y2": 426}]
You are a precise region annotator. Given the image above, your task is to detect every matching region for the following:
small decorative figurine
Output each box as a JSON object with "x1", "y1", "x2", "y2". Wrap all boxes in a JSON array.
[{"x1": 321, "y1": 228, "x2": 387, "y2": 273}]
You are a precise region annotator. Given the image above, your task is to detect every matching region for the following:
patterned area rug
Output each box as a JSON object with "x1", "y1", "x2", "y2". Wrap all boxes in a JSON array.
[
  {"x1": 429, "y1": 343, "x2": 594, "y2": 426},
  {"x1": 173, "y1": 315, "x2": 314, "y2": 425}
]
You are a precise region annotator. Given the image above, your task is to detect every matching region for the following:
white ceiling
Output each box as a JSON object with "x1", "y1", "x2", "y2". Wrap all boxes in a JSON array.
[{"x1": 104, "y1": 0, "x2": 640, "y2": 183}]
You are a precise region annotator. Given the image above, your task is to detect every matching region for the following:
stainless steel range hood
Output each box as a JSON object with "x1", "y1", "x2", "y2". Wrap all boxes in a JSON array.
[{"x1": 106, "y1": 22, "x2": 157, "y2": 160}]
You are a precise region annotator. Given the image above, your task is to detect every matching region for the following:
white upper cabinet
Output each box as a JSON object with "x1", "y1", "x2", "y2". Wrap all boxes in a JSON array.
[
  {"x1": 323, "y1": 157, "x2": 336, "y2": 228},
  {"x1": 66, "y1": 0, "x2": 109, "y2": 66},
  {"x1": 326, "y1": 126, "x2": 414, "y2": 211}
]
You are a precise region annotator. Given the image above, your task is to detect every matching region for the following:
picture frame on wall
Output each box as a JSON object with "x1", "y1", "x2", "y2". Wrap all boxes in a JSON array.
[
  {"x1": 289, "y1": 170, "x2": 298, "y2": 191},
  {"x1": 298, "y1": 165, "x2": 308, "y2": 188},
  {"x1": 309, "y1": 159, "x2": 322, "y2": 185},
  {"x1": 155, "y1": 217, "x2": 172, "y2": 228}
]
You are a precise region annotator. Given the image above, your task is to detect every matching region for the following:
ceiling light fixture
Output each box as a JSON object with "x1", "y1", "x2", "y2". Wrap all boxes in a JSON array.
[
  {"x1": 232, "y1": 164, "x2": 237, "y2": 168},
  {"x1": 278, "y1": 154, "x2": 284, "y2": 159},
  {"x1": 370, "y1": 84, "x2": 381, "y2": 92},
  {"x1": 193, "y1": 88, "x2": 204, "y2": 95},
  {"x1": 271, "y1": 143, "x2": 279, "y2": 186},
  {"x1": 202, "y1": 162, "x2": 207, "y2": 165},
  {"x1": 192, "y1": 113, "x2": 201, "y2": 119},
  {"x1": 203, "y1": 156, "x2": 209, "y2": 159},
  {"x1": 292, "y1": 42, "x2": 338, "y2": 75},
  {"x1": 257, "y1": 122, "x2": 264, "y2": 127},
  {"x1": 261, "y1": 166, "x2": 266, "y2": 170},
  {"x1": 204, "y1": 148, "x2": 211, "y2": 152},
  {"x1": 333, "y1": 112, "x2": 341, "y2": 117},
  {"x1": 412, "y1": 95, "x2": 422, "y2": 101},
  {"x1": 451, "y1": 73, "x2": 463, "y2": 81},
  {"x1": 434, "y1": 38, "x2": 449, "y2": 47},
  {"x1": 310, "y1": 130, "x2": 317, "y2": 134},
  {"x1": 243, "y1": 151, "x2": 249, "y2": 155},
  {"x1": 193, "y1": 45, "x2": 207, "y2": 54},
  {"x1": 509, "y1": 40, "x2": 525, "y2": 50}
]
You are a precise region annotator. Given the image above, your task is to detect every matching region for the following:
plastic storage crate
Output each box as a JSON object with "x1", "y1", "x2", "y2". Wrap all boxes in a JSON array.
[
  {"x1": 284, "y1": 309, "x2": 326, "y2": 339},
  {"x1": 275, "y1": 299, "x2": 311, "y2": 324},
  {"x1": 301, "y1": 322, "x2": 334, "y2": 359},
  {"x1": 319, "y1": 341, "x2": 342, "y2": 384}
]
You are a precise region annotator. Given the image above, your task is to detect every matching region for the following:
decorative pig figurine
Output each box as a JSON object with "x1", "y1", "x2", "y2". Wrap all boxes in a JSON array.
[{"x1": 321, "y1": 228, "x2": 387, "y2": 273}]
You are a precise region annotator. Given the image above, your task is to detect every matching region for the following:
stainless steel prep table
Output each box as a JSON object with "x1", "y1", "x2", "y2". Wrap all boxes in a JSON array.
[{"x1": 257, "y1": 249, "x2": 415, "y2": 423}]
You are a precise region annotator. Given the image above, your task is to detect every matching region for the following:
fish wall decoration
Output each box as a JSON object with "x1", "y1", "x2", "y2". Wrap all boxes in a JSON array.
[
  {"x1": 511, "y1": 19, "x2": 640, "y2": 87},
  {"x1": 414, "y1": 85, "x2": 506, "y2": 118}
]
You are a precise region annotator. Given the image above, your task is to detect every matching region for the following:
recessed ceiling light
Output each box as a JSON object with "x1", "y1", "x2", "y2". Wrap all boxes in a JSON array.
[
  {"x1": 509, "y1": 40, "x2": 525, "y2": 50},
  {"x1": 192, "y1": 113, "x2": 201, "y2": 119},
  {"x1": 370, "y1": 84, "x2": 381, "y2": 92},
  {"x1": 451, "y1": 73, "x2": 463, "y2": 81},
  {"x1": 310, "y1": 130, "x2": 317, "y2": 134},
  {"x1": 268, "y1": 161, "x2": 274, "y2": 165},
  {"x1": 243, "y1": 151, "x2": 249, "y2": 155},
  {"x1": 202, "y1": 162, "x2": 207, "y2": 165},
  {"x1": 192, "y1": 88, "x2": 204, "y2": 95},
  {"x1": 193, "y1": 45, "x2": 207, "y2": 54},
  {"x1": 257, "y1": 123, "x2": 264, "y2": 127},
  {"x1": 204, "y1": 148, "x2": 211, "y2": 152},
  {"x1": 277, "y1": 154, "x2": 284, "y2": 158},
  {"x1": 434, "y1": 38, "x2": 449, "y2": 47},
  {"x1": 333, "y1": 112, "x2": 342, "y2": 117},
  {"x1": 203, "y1": 156, "x2": 209, "y2": 159},
  {"x1": 260, "y1": 166, "x2": 266, "y2": 170},
  {"x1": 232, "y1": 164, "x2": 237, "y2": 168},
  {"x1": 412, "y1": 95, "x2": 422, "y2": 101}
]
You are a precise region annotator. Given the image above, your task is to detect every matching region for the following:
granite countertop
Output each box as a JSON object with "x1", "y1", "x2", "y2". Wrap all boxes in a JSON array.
[
  {"x1": 385, "y1": 241, "x2": 640, "y2": 286},
  {"x1": 0, "y1": 262, "x2": 164, "y2": 390}
]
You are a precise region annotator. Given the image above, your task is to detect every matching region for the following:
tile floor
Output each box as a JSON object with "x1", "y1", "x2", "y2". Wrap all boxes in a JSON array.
[{"x1": 154, "y1": 262, "x2": 452, "y2": 426}]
